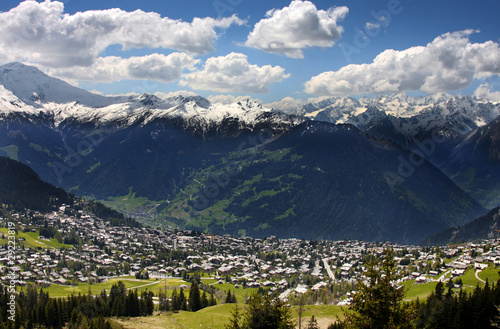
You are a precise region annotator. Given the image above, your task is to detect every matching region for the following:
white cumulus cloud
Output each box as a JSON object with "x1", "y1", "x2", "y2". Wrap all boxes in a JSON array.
[
  {"x1": 265, "y1": 96, "x2": 329, "y2": 113},
  {"x1": 180, "y1": 52, "x2": 290, "y2": 93},
  {"x1": 474, "y1": 83, "x2": 500, "y2": 101},
  {"x1": 207, "y1": 94, "x2": 262, "y2": 105},
  {"x1": 305, "y1": 30, "x2": 500, "y2": 96},
  {"x1": 46, "y1": 53, "x2": 199, "y2": 83},
  {"x1": 265, "y1": 97, "x2": 307, "y2": 113},
  {"x1": 0, "y1": 0, "x2": 244, "y2": 68},
  {"x1": 245, "y1": 0, "x2": 348, "y2": 58},
  {"x1": 365, "y1": 22, "x2": 381, "y2": 31},
  {"x1": 154, "y1": 90, "x2": 200, "y2": 100}
]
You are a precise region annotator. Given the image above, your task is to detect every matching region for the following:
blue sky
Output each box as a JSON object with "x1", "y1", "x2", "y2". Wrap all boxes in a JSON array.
[{"x1": 0, "y1": 0, "x2": 499, "y2": 105}]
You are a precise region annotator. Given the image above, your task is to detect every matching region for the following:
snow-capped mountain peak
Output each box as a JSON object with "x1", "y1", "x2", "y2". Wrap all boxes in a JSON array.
[
  {"x1": 0, "y1": 62, "x2": 297, "y2": 133},
  {"x1": 0, "y1": 62, "x2": 128, "y2": 108},
  {"x1": 296, "y1": 92, "x2": 500, "y2": 138}
]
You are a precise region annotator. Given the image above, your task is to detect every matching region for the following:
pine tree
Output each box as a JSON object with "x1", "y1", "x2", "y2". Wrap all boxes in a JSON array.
[
  {"x1": 225, "y1": 305, "x2": 242, "y2": 329},
  {"x1": 201, "y1": 290, "x2": 209, "y2": 309},
  {"x1": 225, "y1": 289, "x2": 233, "y2": 304},
  {"x1": 225, "y1": 289, "x2": 237, "y2": 304},
  {"x1": 159, "y1": 288, "x2": 170, "y2": 312},
  {"x1": 171, "y1": 289, "x2": 179, "y2": 311},
  {"x1": 210, "y1": 292, "x2": 217, "y2": 306},
  {"x1": 179, "y1": 288, "x2": 187, "y2": 311},
  {"x1": 189, "y1": 281, "x2": 202, "y2": 312},
  {"x1": 45, "y1": 298, "x2": 60, "y2": 329},
  {"x1": 225, "y1": 291, "x2": 295, "y2": 329},
  {"x1": 306, "y1": 315, "x2": 320, "y2": 329},
  {"x1": 339, "y1": 248, "x2": 419, "y2": 329}
]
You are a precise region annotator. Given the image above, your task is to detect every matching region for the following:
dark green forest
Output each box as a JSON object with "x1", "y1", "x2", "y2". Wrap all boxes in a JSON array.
[{"x1": 0, "y1": 279, "x2": 219, "y2": 329}]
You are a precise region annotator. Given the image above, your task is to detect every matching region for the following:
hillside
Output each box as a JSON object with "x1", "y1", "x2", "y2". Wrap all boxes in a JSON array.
[
  {"x1": 440, "y1": 117, "x2": 500, "y2": 209},
  {"x1": 0, "y1": 156, "x2": 72, "y2": 211},
  {"x1": 0, "y1": 63, "x2": 489, "y2": 243},
  {"x1": 422, "y1": 207, "x2": 500, "y2": 245},
  {"x1": 159, "y1": 121, "x2": 485, "y2": 244},
  {"x1": 289, "y1": 94, "x2": 500, "y2": 209}
]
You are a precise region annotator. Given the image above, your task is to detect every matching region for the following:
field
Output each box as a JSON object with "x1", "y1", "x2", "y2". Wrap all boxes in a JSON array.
[
  {"x1": 45, "y1": 277, "x2": 191, "y2": 298},
  {"x1": 0, "y1": 228, "x2": 71, "y2": 249},
  {"x1": 403, "y1": 280, "x2": 438, "y2": 301},
  {"x1": 114, "y1": 303, "x2": 343, "y2": 329},
  {"x1": 402, "y1": 265, "x2": 500, "y2": 301}
]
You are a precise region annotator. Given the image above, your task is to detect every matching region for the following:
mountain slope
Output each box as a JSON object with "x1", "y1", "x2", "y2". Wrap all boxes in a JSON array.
[
  {"x1": 0, "y1": 62, "x2": 488, "y2": 243},
  {"x1": 440, "y1": 117, "x2": 500, "y2": 209},
  {"x1": 0, "y1": 62, "x2": 126, "y2": 108},
  {"x1": 0, "y1": 156, "x2": 73, "y2": 211},
  {"x1": 160, "y1": 122, "x2": 485, "y2": 244},
  {"x1": 291, "y1": 93, "x2": 500, "y2": 209},
  {"x1": 422, "y1": 207, "x2": 500, "y2": 245}
]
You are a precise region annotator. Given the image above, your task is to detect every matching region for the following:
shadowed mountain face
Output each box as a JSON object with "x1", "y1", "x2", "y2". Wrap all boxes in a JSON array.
[
  {"x1": 292, "y1": 94, "x2": 500, "y2": 209},
  {"x1": 0, "y1": 114, "x2": 485, "y2": 244},
  {"x1": 0, "y1": 156, "x2": 73, "y2": 212},
  {"x1": 423, "y1": 207, "x2": 500, "y2": 246},
  {"x1": 438, "y1": 117, "x2": 500, "y2": 209}
]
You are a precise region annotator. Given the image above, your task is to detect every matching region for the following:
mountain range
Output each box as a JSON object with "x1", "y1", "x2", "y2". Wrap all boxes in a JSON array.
[
  {"x1": 423, "y1": 206, "x2": 500, "y2": 245},
  {"x1": 288, "y1": 93, "x2": 500, "y2": 209},
  {"x1": 0, "y1": 62, "x2": 498, "y2": 244}
]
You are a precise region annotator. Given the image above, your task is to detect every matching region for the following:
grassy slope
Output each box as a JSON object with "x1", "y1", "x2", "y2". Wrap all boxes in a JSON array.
[
  {"x1": 0, "y1": 228, "x2": 71, "y2": 249},
  {"x1": 46, "y1": 278, "x2": 190, "y2": 298},
  {"x1": 402, "y1": 265, "x2": 500, "y2": 302},
  {"x1": 115, "y1": 304, "x2": 343, "y2": 329}
]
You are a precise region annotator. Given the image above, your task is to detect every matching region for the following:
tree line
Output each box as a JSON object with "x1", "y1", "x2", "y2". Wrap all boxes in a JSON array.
[
  {"x1": 0, "y1": 281, "x2": 153, "y2": 329},
  {"x1": 157, "y1": 281, "x2": 217, "y2": 312}
]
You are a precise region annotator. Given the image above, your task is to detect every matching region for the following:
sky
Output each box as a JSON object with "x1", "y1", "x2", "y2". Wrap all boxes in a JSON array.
[{"x1": 0, "y1": 0, "x2": 499, "y2": 108}]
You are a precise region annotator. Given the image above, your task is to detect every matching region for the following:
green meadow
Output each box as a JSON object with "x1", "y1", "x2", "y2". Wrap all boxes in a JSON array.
[
  {"x1": 114, "y1": 303, "x2": 343, "y2": 329},
  {"x1": 0, "y1": 228, "x2": 71, "y2": 249},
  {"x1": 44, "y1": 277, "x2": 191, "y2": 298}
]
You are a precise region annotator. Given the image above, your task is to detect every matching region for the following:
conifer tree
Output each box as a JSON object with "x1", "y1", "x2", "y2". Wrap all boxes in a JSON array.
[
  {"x1": 171, "y1": 288, "x2": 179, "y2": 311},
  {"x1": 306, "y1": 315, "x2": 320, "y2": 329},
  {"x1": 201, "y1": 290, "x2": 209, "y2": 309},
  {"x1": 226, "y1": 292, "x2": 295, "y2": 329},
  {"x1": 189, "y1": 281, "x2": 202, "y2": 312},
  {"x1": 210, "y1": 291, "x2": 217, "y2": 306},
  {"x1": 179, "y1": 288, "x2": 187, "y2": 311},
  {"x1": 225, "y1": 305, "x2": 242, "y2": 329},
  {"x1": 338, "y1": 248, "x2": 419, "y2": 329}
]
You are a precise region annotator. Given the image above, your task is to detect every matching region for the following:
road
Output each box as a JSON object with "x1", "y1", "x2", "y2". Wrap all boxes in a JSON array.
[
  {"x1": 437, "y1": 269, "x2": 451, "y2": 282},
  {"x1": 322, "y1": 258, "x2": 336, "y2": 282},
  {"x1": 126, "y1": 280, "x2": 159, "y2": 290},
  {"x1": 475, "y1": 269, "x2": 485, "y2": 284}
]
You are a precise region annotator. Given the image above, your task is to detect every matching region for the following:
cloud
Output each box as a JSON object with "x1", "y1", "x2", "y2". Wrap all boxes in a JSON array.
[
  {"x1": 0, "y1": 0, "x2": 244, "y2": 68},
  {"x1": 305, "y1": 30, "x2": 500, "y2": 96},
  {"x1": 207, "y1": 94, "x2": 262, "y2": 105},
  {"x1": 265, "y1": 97, "x2": 307, "y2": 113},
  {"x1": 46, "y1": 53, "x2": 199, "y2": 83},
  {"x1": 365, "y1": 22, "x2": 381, "y2": 31},
  {"x1": 180, "y1": 52, "x2": 290, "y2": 93},
  {"x1": 154, "y1": 90, "x2": 200, "y2": 100},
  {"x1": 474, "y1": 83, "x2": 500, "y2": 101},
  {"x1": 245, "y1": 0, "x2": 348, "y2": 58},
  {"x1": 265, "y1": 95, "x2": 329, "y2": 113}
]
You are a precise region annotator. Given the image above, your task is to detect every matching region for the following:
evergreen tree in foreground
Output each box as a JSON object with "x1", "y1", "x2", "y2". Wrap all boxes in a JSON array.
[
  {"x1": 335, "y1": 248, "x2": 419, "y2": 329},
  {"x1": 225, "y1": 292, "x2": 295, "y2": 329},
  {"x1": 189, "y1": 281, "x2": 202, "y2": 312},
  {"x1": 306, "y1": 315, "x2": 320, "y2": 329}
]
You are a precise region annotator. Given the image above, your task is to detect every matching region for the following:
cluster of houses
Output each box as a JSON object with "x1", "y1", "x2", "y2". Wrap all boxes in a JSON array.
[{"x1": 1, "y1": 203, "x2": 500, "y2": 303}]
